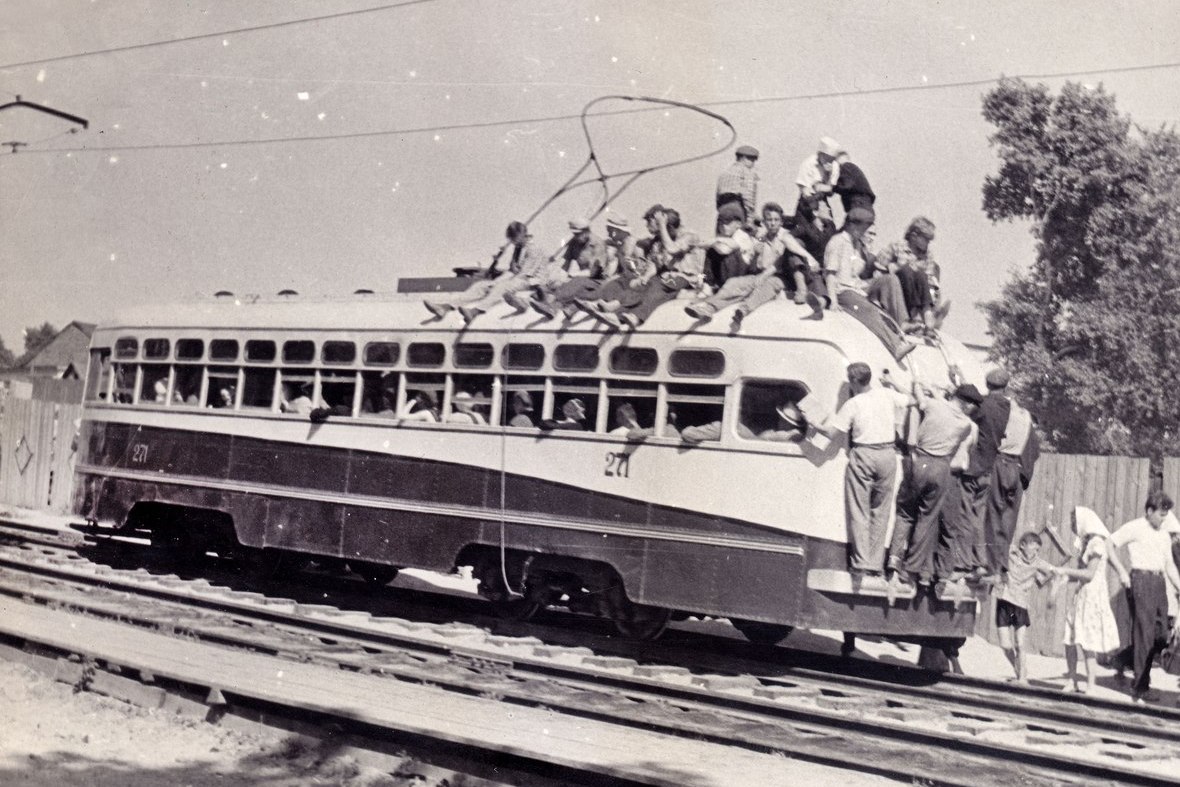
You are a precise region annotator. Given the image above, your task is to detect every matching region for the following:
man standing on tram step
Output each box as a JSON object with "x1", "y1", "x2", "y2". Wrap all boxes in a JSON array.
[
  {"x1": 812, "y1": 363, "x2": 911, "y2": 577},
  {"x1": 424, "y1": 221, "x2": 555, "y2": 324},
  {"x1": 888, "y1": 382, "x2": 981, "y2": 586},
  {"x1": 984, "y1": 370, "x2": 1040, "y2": 576},
  {"x1": 716, "y1": 145, "x2": 760, "y2": 227},
  {"x1": 959, "y1": 368, "x2": 1012, "y2": 580},
  {"x1": 1106, "y1": 491, "x2": 1180, "y2": 703}
]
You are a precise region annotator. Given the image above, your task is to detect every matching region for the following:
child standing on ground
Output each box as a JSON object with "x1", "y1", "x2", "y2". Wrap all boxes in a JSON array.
[
  {"x1": 1053, "y1": 507, "x2": 1121, "y2": 693},
  {"x1": 996, "y1": 531, "x2": 1054, "y2": 682}
]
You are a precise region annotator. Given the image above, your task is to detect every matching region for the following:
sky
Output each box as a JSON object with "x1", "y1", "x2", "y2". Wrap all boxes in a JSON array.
[{"x1": 2, "y1": 0, "x2": 1179, "y2": 353}]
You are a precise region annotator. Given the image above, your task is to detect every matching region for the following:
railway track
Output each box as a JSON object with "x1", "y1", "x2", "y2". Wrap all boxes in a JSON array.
[{"x1": 2, "y1": 519, "x2": 1178, "y2": 786}]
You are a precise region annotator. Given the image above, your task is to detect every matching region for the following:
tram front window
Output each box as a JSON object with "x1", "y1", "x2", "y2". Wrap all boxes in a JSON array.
[{"x1": 738, "y1": 380, "x2": 809, "y2": 442}]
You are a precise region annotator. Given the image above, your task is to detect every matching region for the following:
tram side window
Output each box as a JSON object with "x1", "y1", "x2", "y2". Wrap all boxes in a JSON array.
[
  {"x1": 549, "y1": 375, "x2": 599, "y2": 432},
  {"x1": 669, "y1": 383, "x2": 726, "y2": 443},
  {"x1": 605, "y1": 380, "x2": 658, "y2": 436},
  {"x1": 112, "y1": 363, "x2": 136, "y2": 404},
  {"x1": 738, "y1": 380, "x2": 809, "y2": 443},
  {"x1": 173, "y1": 365, "x2": 203, "y2": 406},
  {"x1": 206, "y1": 366, "x2": 238, "y2": 409},
  {"x1": 320, "y1": 370, "x2": 358, "y2": 415},
  {"x1": 138, "y1": 364, "x2": 171, "y2": 404},
  {"x1": 241, "y1": 368, "x2": 277, "y2": 409},
  {"x1": 447, "y1": 374, "x2": 493, "y2": 425},
  {"x1": 359, "y1": 370, "x2": 398, "y2": 417},
  {"x1": 280, "y1": 370, "x2": 316, "y2": 414},
  {"x1": 85, "y1": 349, "x2": 112, "y2": 402},
  {"x1": 502, "y1": 376, "x2": 544, "y2": 428},
  {"x1": 402, "y1": 372, "x2": 444, "y2": 422}
]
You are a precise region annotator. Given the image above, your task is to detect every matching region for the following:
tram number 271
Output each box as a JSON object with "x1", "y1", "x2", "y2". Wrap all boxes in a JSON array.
[{"x1": 604, "y1": 451, "x2": 631, "y2": 478}]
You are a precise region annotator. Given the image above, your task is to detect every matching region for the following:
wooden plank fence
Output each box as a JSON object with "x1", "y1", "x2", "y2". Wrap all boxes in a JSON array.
[
  {"x1": 977, "y1": 453, "x2": 1154, "y2": 657},
  {"x1": 0, "y1": 393, "x2": 81, "y2": 514}
]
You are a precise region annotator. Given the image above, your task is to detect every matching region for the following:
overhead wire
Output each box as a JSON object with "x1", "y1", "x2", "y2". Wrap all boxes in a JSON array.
[
  {"x1": 5, "y1": 60, "x2": 1179, "y2": 157},
  {"x1": 0, "y1": 0, "x2": 445, "y2": 71}
]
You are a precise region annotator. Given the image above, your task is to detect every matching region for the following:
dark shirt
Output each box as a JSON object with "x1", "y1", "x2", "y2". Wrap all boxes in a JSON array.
[
  {"x1": 966, "y1": 392, "x2": 1011, "y2": 477},
  {"x1": 788, "y1": 214, "x2": 837, "y2": 262},
  {"x1": 833, "y1": 161, "x2": 876, "y2": 214}
]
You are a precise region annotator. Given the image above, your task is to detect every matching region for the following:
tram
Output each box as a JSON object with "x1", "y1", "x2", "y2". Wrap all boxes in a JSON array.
[{"x1": 73, "y1": 286, "x2": 983, "y2": 643}]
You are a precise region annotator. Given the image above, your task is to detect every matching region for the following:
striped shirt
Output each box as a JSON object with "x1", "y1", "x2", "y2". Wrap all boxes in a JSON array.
[{"x1": 716, "y1": 162, "x2": 759, "y2": 219}]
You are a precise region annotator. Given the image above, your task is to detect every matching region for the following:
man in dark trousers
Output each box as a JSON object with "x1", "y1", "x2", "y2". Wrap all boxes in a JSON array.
[
  {"x1": 833, "y1": 151, "x2": 876, "y2": 214},
  {"x1": 961, "y1": 368, "x2": 1011, "y2": 579},
  {"x1": 985, "y1": 371, "x2": 1040, "y2": 575}
]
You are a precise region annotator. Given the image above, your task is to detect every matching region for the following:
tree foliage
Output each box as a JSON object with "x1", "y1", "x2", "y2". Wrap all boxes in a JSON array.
[
  {"x1": 22, "y1": 322, "x2": 58, "y2": 356},
  {"x1": 0, "y1": 336, "x2": 15, "y2": 369},
  {"x1": 981, "y1": 78, "x2": 1180, "y2": 459}
]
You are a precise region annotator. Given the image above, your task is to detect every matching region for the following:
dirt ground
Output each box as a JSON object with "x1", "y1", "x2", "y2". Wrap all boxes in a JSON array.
[{"x1": 0, "y1": 661, "x2": 423, "y2": 787}]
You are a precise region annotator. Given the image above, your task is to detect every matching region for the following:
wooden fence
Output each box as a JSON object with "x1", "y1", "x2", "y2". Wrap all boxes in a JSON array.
[
  {"x1": 978, "y1": 453, "x2": 1155, "y2": 657},
  {"x1": 0, "y1": 388, "x2": 82, "y2": 514}
]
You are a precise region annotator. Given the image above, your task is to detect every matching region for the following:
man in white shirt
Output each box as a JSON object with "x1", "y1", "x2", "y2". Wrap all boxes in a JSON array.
[
  {"x1": 1107, "y1": 491, "x2": 1180, "y2": 703},
  {"x1": 813, "y1": 362, "x2": 910, "y2": 576}
]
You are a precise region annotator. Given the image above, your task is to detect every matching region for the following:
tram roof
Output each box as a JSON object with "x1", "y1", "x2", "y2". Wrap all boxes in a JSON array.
[{"x1": 99, "y1": 290, "x2": 885, "y2": 348}]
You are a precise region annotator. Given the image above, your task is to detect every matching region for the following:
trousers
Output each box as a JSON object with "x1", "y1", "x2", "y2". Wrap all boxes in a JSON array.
[
  {"x1": 986, "y1": 454, "x2": 1025, "y2": 573},
  {"x1": 890, "y1": 452, "x2": 952, "y2": 579},
  {"x1": 845, "y1": 444, "x2": 899, "y2": 572}
]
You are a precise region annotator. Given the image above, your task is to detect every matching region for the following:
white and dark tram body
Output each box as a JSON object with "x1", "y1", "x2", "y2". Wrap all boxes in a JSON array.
[{"x1": 73, "y1": 288, "x2": 982, "y2": 641}]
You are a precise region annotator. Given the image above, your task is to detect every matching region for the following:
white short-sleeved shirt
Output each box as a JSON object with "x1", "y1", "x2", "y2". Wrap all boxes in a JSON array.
[
  {"x1": 1110, "y1": 517, "x2": 1174, "y2": 573},
  {"x1": 830, "y1": 386, "x2": 910, "y2": 445}
]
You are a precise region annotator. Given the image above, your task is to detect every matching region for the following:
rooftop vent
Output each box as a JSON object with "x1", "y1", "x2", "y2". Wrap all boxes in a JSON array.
[
  {"x1": 354, "y1": 288, "x2": 375, "y2": 295},
  {"x1": 277, "y1": 289, "x2": 298, "y2": 297},
  {"x1": 214, "y1": 290, "x2": 234, "y2": 298}
]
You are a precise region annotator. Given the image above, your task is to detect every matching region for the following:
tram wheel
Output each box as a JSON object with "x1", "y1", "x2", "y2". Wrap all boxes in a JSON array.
[
  {"x1": 494, "y1": 582, "x2": 555, "y2": 622},
  {"x1": 613, "y1": 602, "x2": 672, "y2": 641},
  {"x1": 352, "y1": 563, "x2": 399, "y2": 588},
  {"x1": 732, "y1": 620, "x2": 793, "y2": 646}
]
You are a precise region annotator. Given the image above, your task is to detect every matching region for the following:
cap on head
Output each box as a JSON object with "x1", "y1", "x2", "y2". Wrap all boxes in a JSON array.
[
  {"x1": 605, "y1": 216, "x2": 630, "y2": 234},
  {"x1": 953, "y1": 383, "x2": 984, "y2": 406},
  {"x1": 735, "y1": 144, "x2": 759, "y2": 160},
  {"x1": 846, "y1": 206, "x2": 875, "y2": 226},
  {"x1": 568, "y1": 218, "x2": 590, "y2": 232},
  {"x1": 818, "y1": 136, "x2": 841, "y2": 157},
  {"x1": 985, "y1": 368, "x2": 1010, "y2": 390},
  {"x1": 716, "y1": 202, "x2": 745, "y2": 224},
  {"x1": 563, "y1": 398, "x2": 586, "y2": 420},
  {"x1": 452, "y1": 391, "x2": 474, "y2": 410},
  {"x1": 906, "y1": 216, "x2": 936, "y2": 240},
  {"x1": 512, "y1": 390, "x2": 533, "y2": 411}
]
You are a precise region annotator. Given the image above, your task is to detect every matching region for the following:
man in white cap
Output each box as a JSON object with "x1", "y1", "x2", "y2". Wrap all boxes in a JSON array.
[
  {"x1": 716, "y1": 144, "x2": 760, "y2": 226},
  {"x1": 531, "y1": 216, "x2": 632, "y2": 320},
  {"x1": 795, "y1": 136, "x2": 842, "y2": 216},
  {"x1": 508, "y1": 217, "x2": 607, "y2": 313}
]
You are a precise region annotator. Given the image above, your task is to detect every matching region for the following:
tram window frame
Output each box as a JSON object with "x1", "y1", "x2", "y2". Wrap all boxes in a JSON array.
[
  {"x1": 85, "y1": 348, "x2": 112, "y2": 402},
  {"x1": 282, "y1": 340, "x2": 315, "y2": 364},
  {"x1": 548, "y1": 375, "x2": 600, "y2": 432},
  {"x1": 205, "y1": 366, "x2": 239, "y2": 409},
  {"x1": 666, "y1": 382, "x2": 726, "y2": 441},
  {"x1": 453, "y1": 342, "x2": 495, "y2": 369},
  {"x1": 446, "y1": 373, "x2": 494, "y2": 425},
  {"x1": 407, "y1": 342, "x2": 446, "y2": 368},
  {"x1": 210, "y1": 339, "x2": 239, "y2": 362},
  {"x1": 604, "y1": 380, "x2": 659, "y2": 436},
  {"x1": 501, "y1": 376, "x2": 545, "y2": 428},
  {"x1": 114, "y1": 337, "x2": 138, "y2": 360},
  {"x1": 143, "y1": 338, "x2": 171, "y2": 360},
  {"x1": 176, "y1": 339, "x2": 204, "y2": 361},
  {"x1": 138, "y1": 364, "x2": 172, "y2": 405},
  {"x1": 502, "y1": 343, "x2": 545, "y2": 371},
  {"x1": 320, "y1": 369, "x2": 359, "y2": 416},
  {"x1": 279, "y1": 369, "x2": 316, "y2": 414},
  {"x1": 245, "y1": 340, "x2": 277, "y2": 363},
  {"x1": 608, "y1": 346, "x2": 658, "y2": 376},
  {"x1": 737, "y1": 379, "x2": 810, "y2": 443},
  {"x1": 668, "y1": 349, "x2": 725, "y2": 378},
  {"x1": 400, "y1": 372, "x2": 445, "y2": 422},
  {"x1": 172, "y1": 364, "x2": 204, "y2": 407},
  {"x1": 553, "y1": 344, "x2": 600, "y2": 372},
  {"x1": 359, "y1": 370, "x2": 399, "y2": 417},
  {"x1": 363, "y1": 341, "x2": 400, "y2": 367},
  {"x1": 241, "y1": 366, "x2": 278, "y2": 409},
  {"x1": 112, "y1": 362, "x2": 137, "y2": 404},
  {"x1": 321, "y1": 340, "x2": 357, "y2": 366}
]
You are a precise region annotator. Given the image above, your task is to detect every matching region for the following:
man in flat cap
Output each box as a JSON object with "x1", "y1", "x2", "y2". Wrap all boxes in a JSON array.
[
  {"x1": 954, "y1": 367, "x2": 1013, "y2": 579},
  {"x1": 888, "y1": 381, "x2": 981, "y2": 586},
  {"x1": 985, "y1": 368, "x2": 1039, "y2": 576},
  {"x1": 795, "y1": 136, "x2": 842, "y2": 216},
  {"x1": 716, "y1": 144, "x2": 760, "y2": 227},
  {"x1": 509, "y1": 217, "x2": 608, "y2": 313},
  {"x1": 702, "y1": 201, "x2": 755, "y2": 291}
]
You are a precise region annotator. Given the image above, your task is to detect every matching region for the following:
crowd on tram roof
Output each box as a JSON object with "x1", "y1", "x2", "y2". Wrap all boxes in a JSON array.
[{"x1": 422, "y1": 136, "x2": 949, "y2": 360}]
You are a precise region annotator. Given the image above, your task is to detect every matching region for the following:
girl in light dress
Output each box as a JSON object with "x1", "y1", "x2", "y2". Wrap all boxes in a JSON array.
[{"x1": 1053, "y1": 506, "x2": 1121, "y2": 693}]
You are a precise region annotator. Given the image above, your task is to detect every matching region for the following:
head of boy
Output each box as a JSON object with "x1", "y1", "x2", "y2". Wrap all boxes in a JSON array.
[
  {"x1": 1018, "y1": 531, "x2": 1043, "y2": 561},
  {"x1": 1145, "y1": 490, "x2": 1174, "y2": 529},
  {"x1": 846, "y1": 362, "x2": 872, "y2": 393},
  {"x1": 762, "y1": 202, "x2": 784, "y2": 235}
]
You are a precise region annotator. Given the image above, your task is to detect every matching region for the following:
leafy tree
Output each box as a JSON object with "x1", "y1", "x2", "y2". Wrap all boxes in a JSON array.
[
  {"x1": 980, "y1": 78, "x2": 1180, "y2": 459},
  {"x1": 0, "y1": 336, "x2": 15, "y2": 369},
  {"x1": 22, "y1": 322, "x2": 58, "y2": 356}
]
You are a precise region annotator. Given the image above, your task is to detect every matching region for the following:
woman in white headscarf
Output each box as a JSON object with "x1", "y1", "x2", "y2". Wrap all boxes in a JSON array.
[{"x1": 1053, "y1": 506, "x2": 1121, "y2": 693}]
